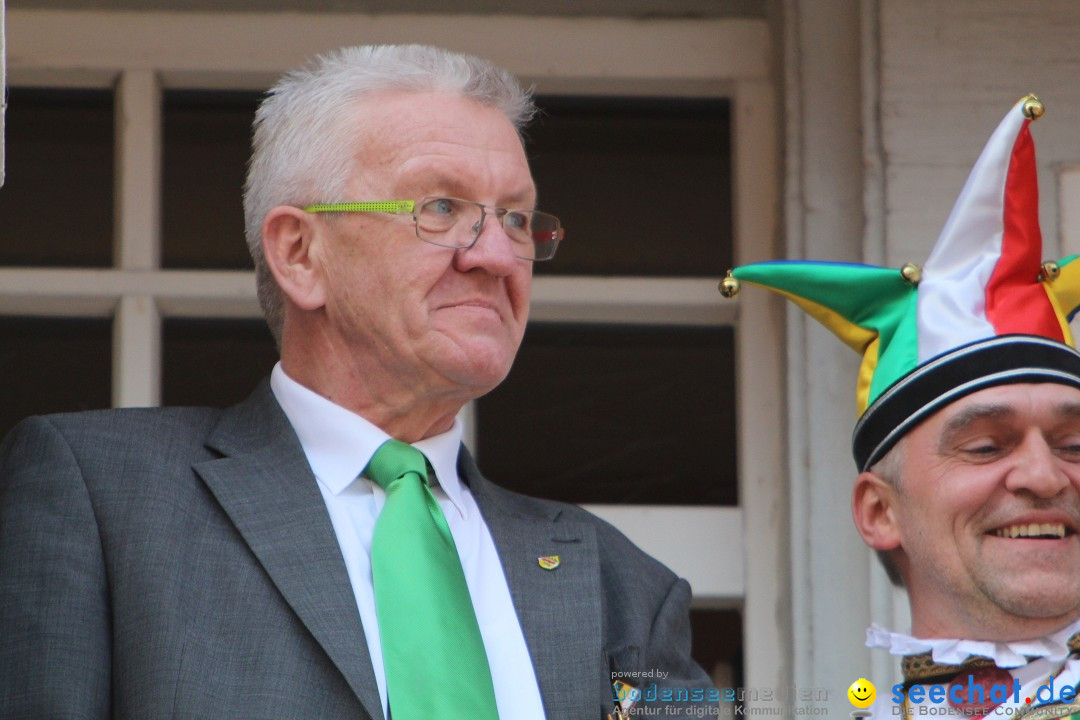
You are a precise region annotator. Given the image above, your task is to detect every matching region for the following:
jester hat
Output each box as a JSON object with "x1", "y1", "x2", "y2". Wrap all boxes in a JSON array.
[{"x1": 722, "y1": 95, "x2": 1080, "y2": 471}]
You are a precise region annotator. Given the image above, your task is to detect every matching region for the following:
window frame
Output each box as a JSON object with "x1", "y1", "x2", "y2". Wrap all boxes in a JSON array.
[{"x1": 4, "y1": 7, "x2": 782, "y2": 690}]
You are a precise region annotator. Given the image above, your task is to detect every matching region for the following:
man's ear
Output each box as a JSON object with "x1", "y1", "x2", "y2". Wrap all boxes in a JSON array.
[
  {"x1": 852, "y1": 471, "x2": 902, "y2": 551},
  {"x1": 261, "y1": 206, "x2": 327, "y2": 311}
]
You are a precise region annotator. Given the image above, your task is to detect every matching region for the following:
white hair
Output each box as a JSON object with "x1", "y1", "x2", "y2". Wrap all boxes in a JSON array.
[{"x1": 243, "y1": 44, "x2": 537, "y2": 345}]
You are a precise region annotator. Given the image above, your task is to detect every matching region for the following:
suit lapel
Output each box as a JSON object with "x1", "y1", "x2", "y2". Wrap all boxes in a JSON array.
[
  {"x1": 461, "y1": 450, "x2": 606, "y2": 720},
  {"x1": 194, "y1": 383, "x2": 384, "y2": 720}
]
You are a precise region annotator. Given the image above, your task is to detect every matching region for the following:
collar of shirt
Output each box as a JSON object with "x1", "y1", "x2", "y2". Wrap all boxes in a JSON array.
[
  {"x1": 269, "y1": 362, "x2": 471, "y2": 520},
  {"x1": 866, "y1": 617, "x2": 1080, "y2": 668}
]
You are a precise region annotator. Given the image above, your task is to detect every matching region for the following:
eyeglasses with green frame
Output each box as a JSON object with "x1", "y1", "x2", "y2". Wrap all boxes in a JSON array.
[{"x1": 303, "y1": 196, "x2": 565, "y2": 261}]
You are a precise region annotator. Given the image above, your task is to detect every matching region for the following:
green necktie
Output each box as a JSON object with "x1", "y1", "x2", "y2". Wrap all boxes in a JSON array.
[{"x1": 365, "y1": 439, "x2": 499, "y2": 720}]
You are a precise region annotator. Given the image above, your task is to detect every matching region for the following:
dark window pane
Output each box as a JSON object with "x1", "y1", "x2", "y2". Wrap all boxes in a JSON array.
[
  {"x1": 528, "y1": 96, "x2": 732, "y2": 277},
  {"x1": 476, "y1": 323, "x2": 735, "y2": 505},
  {"x1": 161, "y1": 319, "x2": 278, "y2": 407},
  {"x1": 162, "y1": 91, "x2": 259, "y2": 270},
  {"x1": 0, "y1": 89, "x2": 114, "y2": 266},
  {"x1": 0, "y1": 317, "x2": 112, "y2": 438},
  {"x1": 691, "y1": 608, "x2": 742, "y2": 688}
]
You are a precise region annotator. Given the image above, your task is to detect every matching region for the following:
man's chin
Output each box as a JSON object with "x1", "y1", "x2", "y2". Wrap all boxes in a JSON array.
[
  {"x1": 980, "y1": 576, "x2": 1080, "y2": 624},
  {"x1": 434, "y1": 353, "x2": 514, "y2": 397}
]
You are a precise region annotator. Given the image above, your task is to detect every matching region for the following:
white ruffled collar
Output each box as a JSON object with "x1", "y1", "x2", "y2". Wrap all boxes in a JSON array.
[{"x1": 866, "y1": 618, "x2": 1080, "y2": 668}]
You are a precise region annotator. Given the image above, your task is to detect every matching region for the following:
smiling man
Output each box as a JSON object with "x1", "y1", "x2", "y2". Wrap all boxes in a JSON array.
[
  {"x1": 0, "y1": 45, "x2": 714, "y2": 720},
  {"x1": 862, "y1": 384, "x2": 1080, "y2": 642},
  {"x1": 724, "y1": 95, "x2": 1080, "y2": 716}
]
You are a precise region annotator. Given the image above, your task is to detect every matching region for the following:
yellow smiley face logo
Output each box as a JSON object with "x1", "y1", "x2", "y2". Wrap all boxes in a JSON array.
[{"x1": 847, "y1": 678, "x2": 876, "y2": 708}]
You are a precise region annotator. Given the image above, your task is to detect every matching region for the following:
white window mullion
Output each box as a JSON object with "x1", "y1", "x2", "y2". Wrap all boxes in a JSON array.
[
  {"x1": 582, "y1": 505, "x2": 744, "y2": 605},
  {"x1": 733, "y1": 78, "x2": 785, "y2": 697},
  {"x1": 530, "y1": 277, "x2": 735, "y2": 326},
  {"x1": 113, "y1": 294, "x2": 161, "y2": 408},
  {"x1": 114, "y1": 69, "x2": 160, "y2": 270},
  {"x1": 113, "y1": 69, "x2": 162, "y2": 407}
]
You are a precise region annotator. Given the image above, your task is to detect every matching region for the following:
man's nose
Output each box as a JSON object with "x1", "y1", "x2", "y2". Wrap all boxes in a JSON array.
[
  {"x1": 453, "y1": 213, "x2": 520, "y2": 275},
  {"x1": 1005, "y1": 431, "x2": 1071, "y2": 498}
]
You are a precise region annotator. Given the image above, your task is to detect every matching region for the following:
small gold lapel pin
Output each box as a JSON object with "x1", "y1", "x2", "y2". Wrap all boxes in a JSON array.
[{"x1": 537, "y1": 555, "x2": 560, "y2": 570}]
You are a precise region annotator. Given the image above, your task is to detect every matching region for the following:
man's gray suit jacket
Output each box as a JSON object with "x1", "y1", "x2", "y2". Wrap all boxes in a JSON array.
[{"x1": 0, "y1": 381, "x2": 714, "y2": 719}]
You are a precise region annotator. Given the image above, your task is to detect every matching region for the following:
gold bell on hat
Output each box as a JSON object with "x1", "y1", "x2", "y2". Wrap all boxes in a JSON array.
[
  {"x1": 900, "y1": 263, "x2": 921, "y2": 286},
  {"x1": 1022, "y1": 94, "x2": 1044, "y2": 120},
  {"x1": 719, "y1": 271, "x2": 740, "y2": 298}
]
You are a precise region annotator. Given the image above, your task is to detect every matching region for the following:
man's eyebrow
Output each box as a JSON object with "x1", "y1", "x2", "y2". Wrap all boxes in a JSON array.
[
  {"x1": 936, "y1": 400, "x2": 1080, "y2": 451},
  {"x1": 403, "y1": 172, "x2": 468, "y2": 199},
  {"x1": 505, "y1": 191, "x2": 538, "y2": 209},
  {"x1": 937, "y1": 403, "x2": 1014, "y2": 451},
  {"x1": 400, "y1": 171, "x2": 536, "y2": 207},
  {"x1": 1054, "y1": 402, "x2": 1080, "y2": 421}
]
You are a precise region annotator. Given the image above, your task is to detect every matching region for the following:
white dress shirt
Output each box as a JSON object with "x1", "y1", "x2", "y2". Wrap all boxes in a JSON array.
[{"x1": 270, "y1": 363, "x2": 546, "y2": 719}]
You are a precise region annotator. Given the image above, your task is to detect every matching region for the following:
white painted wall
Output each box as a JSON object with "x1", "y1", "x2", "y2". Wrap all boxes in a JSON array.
[
  {"x1": 880, "y1": 0, "x2": 1080, "y2": 264},
  {"x1": 788, "y1": 0, "x2": 1080, "y2": 706},
  {"x1": 784, "y1": 1, "x2": 875, "y2": 714}
]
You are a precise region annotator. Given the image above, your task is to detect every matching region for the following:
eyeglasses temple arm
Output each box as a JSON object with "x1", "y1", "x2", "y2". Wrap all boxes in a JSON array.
[{"x1": 303, "y1": 201, "x2": 415, "y2": 214}]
